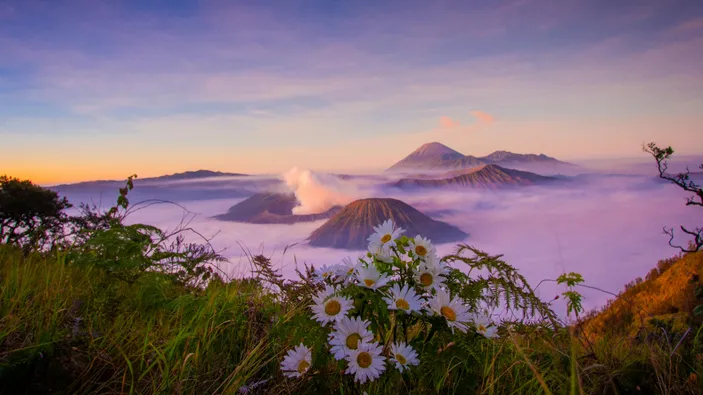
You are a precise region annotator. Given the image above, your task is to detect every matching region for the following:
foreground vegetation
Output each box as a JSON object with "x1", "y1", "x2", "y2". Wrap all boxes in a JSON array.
[
  {"x1": 1, "y1": 142, "x2": 702, "y2": 394},
  {"x1": 3, "y1": 242, "x2": 702, "y2": 394}
]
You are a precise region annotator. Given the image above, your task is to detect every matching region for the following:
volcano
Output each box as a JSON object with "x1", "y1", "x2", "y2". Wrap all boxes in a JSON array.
[
  {"x1": 386, "y1": 142, "x2": 576, "y2": 174},
  {"x1": 387, "y1": 142, "x2": 480, "y2": 172},
  {"x1": 214, "y1": 192, "x2": 342, "y2": 224},
  {"x1": 307, "y1": 198, "x2": 467, "y2": 250},
  {"x1": 392, "y1": 164, "x2": 557, "y2": 189}
]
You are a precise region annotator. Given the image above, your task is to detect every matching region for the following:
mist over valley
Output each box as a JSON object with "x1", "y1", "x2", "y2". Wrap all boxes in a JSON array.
[{"x1": 51, "y1": 143, "x2": 701, "y2": 314}]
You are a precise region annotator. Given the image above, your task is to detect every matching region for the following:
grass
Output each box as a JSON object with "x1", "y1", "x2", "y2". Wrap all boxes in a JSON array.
[
  {"x1": 1, "y1": 244, "x2": 702, "y2": 394},
  {"x1": 581, "y1": 251, "x2": 703, "y2": 341}
]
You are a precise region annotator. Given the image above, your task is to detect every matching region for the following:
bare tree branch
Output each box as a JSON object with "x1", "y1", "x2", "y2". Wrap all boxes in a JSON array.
[{"x1": 644, "y1": 142, "x2": 703, "y2": 253}]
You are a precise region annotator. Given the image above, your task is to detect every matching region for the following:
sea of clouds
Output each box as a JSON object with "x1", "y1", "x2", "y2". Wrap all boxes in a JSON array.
[{"x1": 57, "y1": 157, "x2": 703, "y2": 316}]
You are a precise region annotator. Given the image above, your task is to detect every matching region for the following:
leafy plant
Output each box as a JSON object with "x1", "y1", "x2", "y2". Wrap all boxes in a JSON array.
[
  {"x1": 68, "y1": 175, "x2": 225, "y2": 288},
  {"x1": 557, "y1": 272, "x2": 585, "y2": 318}
]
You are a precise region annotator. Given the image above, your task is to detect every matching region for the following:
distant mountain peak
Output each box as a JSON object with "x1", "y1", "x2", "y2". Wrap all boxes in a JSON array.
[
  {"x1": 415, "y1": 141, "x2": 462, "y2": 153},
  {"x1": 387, "y1": 142, "x2": 576, "y2": 174},
  {"x1": 409, "y1": 142, "x2": 464, "y2": 159},
  {"x1": 387, "y1": 142, "x2": 466, "y2": 172}
]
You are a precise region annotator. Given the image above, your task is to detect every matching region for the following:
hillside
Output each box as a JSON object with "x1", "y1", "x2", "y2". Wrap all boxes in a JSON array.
[
  {"x1": 307, "y1": 198, "x2": 467, "y2": 249},
  {"x1": 214, "y1": 192, "x2": 341, "y2": 224},
  {"x1": 392, "y1": 164, "x2": 557, "y2": 189},
  {"x1": 580, "y1": 251, "x2": 703, "y2": 340}
]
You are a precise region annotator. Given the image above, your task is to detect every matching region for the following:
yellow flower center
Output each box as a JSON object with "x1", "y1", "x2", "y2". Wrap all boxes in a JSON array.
[
  {"x1": 324, "y1": 300, "x2": 341, "y2": 316},
  {"x1": 396, "y1": 353, "x2": 407, "y2": 365},
  {"x1": 346, "y1": 333, "x2": 361, "y2": 349},
  {"x1": 357, "y1": 351, "x2": 372, "y2": 368},
  {"x1": 395, "y1": 298, "x2": 410, "y2": 310},
  {"x1": 297, "y1": 360, "x2": 310, "y2": 374},
  {"x1": 364, "y1": 279, "x2": 375, "y2": 287},
  {"x1": 381, "y1": 234, "x2": 392, "y2": 243},
  {"x1": 478, "y1": 325, "x2": 486, "y2": 332},
  {"x1": 419, "y1": 272, "x2": 433, "y2": 287},
  {"x1": 441, "y1": 306, "x2": 456, "y2": 321},
  {"x1": 415, "y1": 245, "x2": 427, "y2": 256}
]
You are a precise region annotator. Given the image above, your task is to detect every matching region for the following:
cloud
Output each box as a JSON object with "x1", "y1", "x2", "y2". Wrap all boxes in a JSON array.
[
  {"x1": 470, "y1": 110, "x2": 495, "y2": 124},
  {"x1": 439, "y1": 116, "x2": 460, "y2": 129},
  {"x1": 281, "y1": 167, "x2": 363, "y2": 214},
  {"x1": 5, "y1": 0, "x2": 703, "y2": 118},
  {"x1": 56, "y1": 168, "x2": 702, "y2": 318},
  {"x1": 4, "y1": 0, "x2": 703, "y2": 184},
  {"x1": 669, "y1": 17, "x2": 703, "y2": 35}
]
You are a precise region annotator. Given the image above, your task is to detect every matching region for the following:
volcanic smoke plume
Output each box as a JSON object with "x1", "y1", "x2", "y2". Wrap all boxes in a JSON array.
[{"x1": 281, "y1": 167, "x2": 359, "y2": 214}]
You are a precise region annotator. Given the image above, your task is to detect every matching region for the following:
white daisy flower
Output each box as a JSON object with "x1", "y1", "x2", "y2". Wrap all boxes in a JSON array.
[
  {"x1": 473, "y1": 313, "x2": 499, "y2": 338},
  {"x1": 280, "y1": 343, "x2": 312, "y2": 378},
  {"x1": 328, "y1": 316, "x2": 375, "y2": 360},
  {"x1": 414, "y1": 257, "x2": 447, "y2": 290},
  {"x1": 391, "y1": 342, "x2": 419, "y2": 372},
  {"x1": 427, "y1": 288, "x2": 471, "y2": 333},
  {"x1": 345, "y1": 341, "x2": 386, "y2": 384},
  {"x1": 355, "y1": 264, "x2": 390, "y2": 290},
  {"x1": 367, "y1": 219, "x2": 404, "y2": 249},
  {"x1": 409, "y1": 235, "x2": 436, "y2": 260},
  {"x1": 368, "y1": 241, "x2": 395, "y2": 263},
  {"x1": 383, "y1": 284, "x2": 423, "y2": 313},
  {"x1": 335, "y1": 257, "x2": 360, "y2": 283},
  {"x1": 310, "y1": 285, "x2": 353, "y2": 325},
  {"x1": 313, "y1": 264, "x2": 339, "y2": 282}
]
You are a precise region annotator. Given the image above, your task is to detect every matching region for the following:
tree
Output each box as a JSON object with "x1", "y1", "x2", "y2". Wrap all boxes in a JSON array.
[
  {"x1": 644, "y1": 142, "x2": 703, "y2": 253},
  {"x1": 0, "y1": 175, "x2": 72, "y2": 251}
]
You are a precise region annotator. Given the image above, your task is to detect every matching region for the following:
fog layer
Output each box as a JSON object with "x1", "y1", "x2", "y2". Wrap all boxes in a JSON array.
[{"x1": 58, "y1": 165, "x2": 701, "y2": 315}]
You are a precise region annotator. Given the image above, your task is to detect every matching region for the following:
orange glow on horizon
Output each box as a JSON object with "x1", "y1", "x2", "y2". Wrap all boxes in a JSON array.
[{"x1": 4, "y1": 113, "x2": 702, "y2": 186}]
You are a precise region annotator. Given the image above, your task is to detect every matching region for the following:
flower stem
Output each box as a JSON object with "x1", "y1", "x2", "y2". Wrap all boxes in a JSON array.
[
  {"x1": 402, "y1": 315, "x2": 408, "y2": 341},
  {"x1": 424, "y1": 323, "x2": 437, "y2": 345}
]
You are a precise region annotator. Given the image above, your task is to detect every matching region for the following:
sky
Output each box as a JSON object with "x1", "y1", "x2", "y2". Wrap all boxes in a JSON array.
[{"x1": 2, "y1": 0, "x2": 703, "y2": 184}]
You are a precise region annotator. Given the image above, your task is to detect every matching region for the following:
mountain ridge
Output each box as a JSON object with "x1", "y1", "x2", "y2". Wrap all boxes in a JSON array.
[
  {"x1": 149, "y1": 170, "x2": 248, "y2": 181},
  {"x1": 482, "y1": 150, "x2": 557, "y2": 164},
  {"x1": 391, "y1": 164, "x2": 557, "y2": 189},
  {"x1": 52, "y1": 169, "x2": 248, "y2": 188},
  {"x1": 386, "y1": 142, "x2": 575, "y2": 173}
]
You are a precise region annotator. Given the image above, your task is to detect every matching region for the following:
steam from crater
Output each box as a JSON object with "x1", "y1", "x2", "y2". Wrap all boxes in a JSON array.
[{"x1": 282, "y1": 167, "x2": 359, "y2": 214}]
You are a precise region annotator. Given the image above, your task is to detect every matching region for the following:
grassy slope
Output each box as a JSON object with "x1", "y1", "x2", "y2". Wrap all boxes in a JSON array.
[
  {"x1": 0, "y1": 245, "x2": 293, "y2": 394},
  {"x1": 1, "y1": 244, "x2": 702, "y2": 394},
  {"x1": 582, "y1": 251, "x2": 703, "y2": 340}
]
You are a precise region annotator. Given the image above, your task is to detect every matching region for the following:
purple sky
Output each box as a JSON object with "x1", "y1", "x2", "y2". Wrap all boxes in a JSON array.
[{"x1": 1, "y1": 0, "x2": 703, "y2": 183}]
